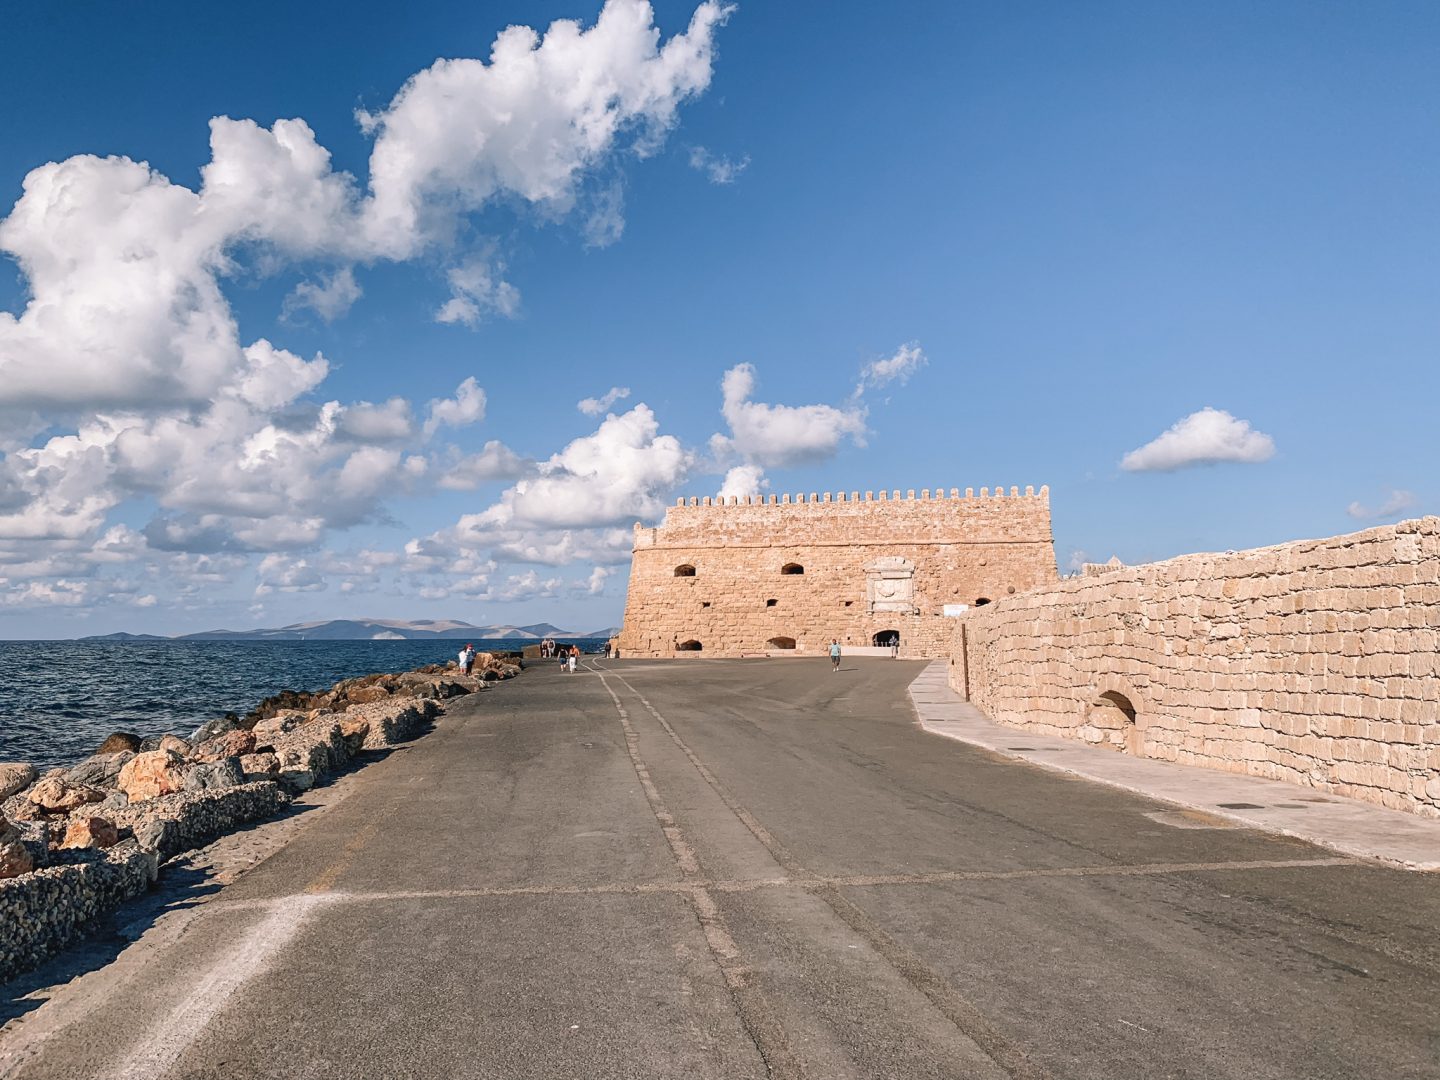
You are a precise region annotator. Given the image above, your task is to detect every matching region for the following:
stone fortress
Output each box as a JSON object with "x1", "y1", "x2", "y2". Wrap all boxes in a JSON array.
[
  {"x1": 616, "y1": 485, "x2": 1057, "y2": 658},
  {"x1": 617, "y1": 485, "x2": 1439, "y2": 820}
]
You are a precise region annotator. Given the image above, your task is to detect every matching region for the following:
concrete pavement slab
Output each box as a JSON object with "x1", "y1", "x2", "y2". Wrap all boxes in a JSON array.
[{"x1": 909, "y1": 661, "x2": 1440, "y2": 871}]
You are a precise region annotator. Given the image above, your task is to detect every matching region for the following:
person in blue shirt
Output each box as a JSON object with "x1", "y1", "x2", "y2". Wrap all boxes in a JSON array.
[{"x1": 829, "y1": 639, "x2": 841, "y2": 672}]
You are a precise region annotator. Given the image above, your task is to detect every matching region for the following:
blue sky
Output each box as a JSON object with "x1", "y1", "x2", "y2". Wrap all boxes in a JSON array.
[{"x1": 0, "y1": 0, "x2": 1436, "y2": 637}]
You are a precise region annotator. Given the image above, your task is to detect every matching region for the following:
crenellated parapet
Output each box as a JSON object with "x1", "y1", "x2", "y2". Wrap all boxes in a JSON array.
[{"x1": 669, "y1": 485, "x2": 1049, "y2": 508}]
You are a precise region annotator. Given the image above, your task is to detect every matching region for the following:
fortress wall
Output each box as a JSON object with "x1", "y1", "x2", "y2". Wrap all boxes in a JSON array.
[
  {"x1": 618, "y1": 487, "x2": 1058, "y2": 659},
  {"x1": 950, "y1": 517, "x2": 1440, "y2": 817}
]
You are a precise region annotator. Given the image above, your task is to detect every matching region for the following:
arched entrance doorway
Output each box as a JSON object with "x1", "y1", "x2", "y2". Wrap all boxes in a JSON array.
[
  {"x1": 676, "y1": 639, "x2": 703, "y2": 652},
  {"x1": 872, "y1": 630, "x2": 900, "y2": 648},
  {"x1": 766, "y1": 636, "x2": 796, "y2": 650}
]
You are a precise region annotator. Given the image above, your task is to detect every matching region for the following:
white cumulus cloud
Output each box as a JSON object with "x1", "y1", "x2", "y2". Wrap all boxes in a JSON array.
[
  {"x1": 1121, "y1": 408, "x2": 1276, "y2": 472},
  {"x1": 434, "y1": 251, "x2": 521, "y2": 327},
  {"x1": 424, "y1": 378, "x2": 487, "y2": 438},
  {"x1": 356, "y1": 0, "x2": 734, "y2": 258},
  {"x1": 436, "y1": 442, "x2": 534, "y2": 490},
  {"x1": 718, "y1": 464, "x2": 766, "y2": 499},
  {"x1": 255, "y1": 554, "x2": 327, "y2": 595},
  {"x1": 1346, "y1": 489, "x2": 1417, "y2": 521},
  {"x1": 486, "y1": 404, "x2": 691, "y2": 529},
  {"x1": 688, "y1": 146, "x2": 749, "y2": 184},
  {"x1": 854, "y1": 342, "x2": 926, "y2": 398},
  {"x1": 284, "y1": 267, "x2": 363, "y2": 323},
  {"x1": 578, "y1": 386, "x2": 632, "y2": 416},
  {"x1": 712, "y1": 363, "x2": 866, "y2": 469}
]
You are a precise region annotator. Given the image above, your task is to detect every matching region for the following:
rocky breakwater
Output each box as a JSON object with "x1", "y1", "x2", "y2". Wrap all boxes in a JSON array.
[{"x1": 0, "y1": 655, "x2": 519, "y2": 983}]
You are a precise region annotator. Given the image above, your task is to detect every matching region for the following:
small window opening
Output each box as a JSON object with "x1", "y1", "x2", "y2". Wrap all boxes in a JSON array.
[
  {"x1": 844, "y1": 600, "x2": 853, "y2": 607},
  {"x1": 766, "y1": 598, "x2": 778, "y2": 608},
  {"x1": 701, "y1": 601, "x2": 711, "y2": 609},
  {"x1": 974, "y1": 597, "x2": 991, "y2": 607},
  {"x1": 780, "y1": 563, "x2": 804, "y2": 575},
  {"x1": 674, "y1": 564, "x2": 696, "y2": 577}
]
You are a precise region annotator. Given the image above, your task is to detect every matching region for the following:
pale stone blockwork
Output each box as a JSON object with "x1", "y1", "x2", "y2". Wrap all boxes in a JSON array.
[
  {"x1": 618, "y1": 487, "x2": 1058, "y2": 659},
  {"x1": 950, "y1": 517, "x2": 1440, "y2": 817}
]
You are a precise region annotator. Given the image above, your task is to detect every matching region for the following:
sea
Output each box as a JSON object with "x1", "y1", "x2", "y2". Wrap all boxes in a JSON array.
[{"x1": 0, "y1": 638, "x2": 604, "y2": 770}]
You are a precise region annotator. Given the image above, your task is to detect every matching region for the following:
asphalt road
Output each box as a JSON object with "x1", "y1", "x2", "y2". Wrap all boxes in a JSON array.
[{"x1": 2, "y1": 657, "x2": 1437, "y2": 1079}]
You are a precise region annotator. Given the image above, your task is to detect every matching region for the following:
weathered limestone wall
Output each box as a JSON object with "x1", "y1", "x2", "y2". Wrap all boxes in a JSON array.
[
  {"x1": 950, "y1": 517, "x2": 1440, "y2": 817},
  {"x1": 618, "y1": 486, "x2": 1058, "y2": 658}
]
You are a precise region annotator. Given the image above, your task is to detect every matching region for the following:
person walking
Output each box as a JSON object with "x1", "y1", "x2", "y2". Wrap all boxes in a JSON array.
[
  {"x1": 567, "y1": 644, "x2": 579, "y2": 673},
  {"x1": 829, "y1": 639, "x2": 842, "y2": 672}
]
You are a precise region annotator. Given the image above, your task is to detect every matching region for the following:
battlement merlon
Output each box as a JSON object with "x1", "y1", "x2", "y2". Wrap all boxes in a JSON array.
[
  {"x1": 667, "y1": 485, "x2": 1047, "y2": 508},
  {"x1": 629, "y1": 485, "x2": 1053, "y2": 551}
]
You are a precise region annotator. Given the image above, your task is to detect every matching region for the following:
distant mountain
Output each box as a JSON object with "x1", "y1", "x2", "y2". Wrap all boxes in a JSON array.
[
  {"x1": 83, "y1": 618, "x2": 612, "y2": 642},
  {"x1": 584, "y1": 626, "x2": 622, "y2": 639},
  {"x1": 80, "y1": 631, "x2": 170, "y2": 641},
  {"x1": 514, "y1": 622, "x2": 568, "y2": 636}
]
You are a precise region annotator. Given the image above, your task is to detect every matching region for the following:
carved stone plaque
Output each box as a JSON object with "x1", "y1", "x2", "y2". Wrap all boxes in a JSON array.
[{"x1": 865, "y1": 556, "x2": 916, "y2": 614}]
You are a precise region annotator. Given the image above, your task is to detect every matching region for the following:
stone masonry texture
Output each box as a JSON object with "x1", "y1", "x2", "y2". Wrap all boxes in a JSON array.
[
  {"x1": 618, "y1": 486, "x2": 1058, "y2": 658},
  {"x1": 950, "y1": 516, "x2": 1440, "y2": 817}
]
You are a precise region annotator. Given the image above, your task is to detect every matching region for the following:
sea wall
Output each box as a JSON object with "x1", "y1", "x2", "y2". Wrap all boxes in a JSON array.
[
  {"x1": 950, "y1": 517, "x2": 1440, "y2": 816},
  {"x1": 619, "y1": 485, "x2": 1057, "y2": 658}
]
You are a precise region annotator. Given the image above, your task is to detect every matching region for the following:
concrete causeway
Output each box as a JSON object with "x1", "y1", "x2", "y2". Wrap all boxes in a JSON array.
[{"x1": 2, "y1": 657, "x2": 1437, "y2": 1079}]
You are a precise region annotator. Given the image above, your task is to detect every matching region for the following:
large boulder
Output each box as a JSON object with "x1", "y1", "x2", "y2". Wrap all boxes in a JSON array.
[
  {"x1": 1, "y1": 793, "x2": 44, "y2": 823},
  {"x1": 191, "y1": 713, "x2": 239, "y2": 743},
  {"x1": 272, "y1": 722, "x2": 347, "y2": 776},
  {"x1": 116, "y1": 750, "x2": 188, "y2": 803},
  {"x1": 192, "y1": 730, "x2": 256, "y2": 763},
  {"x1": 337, "y1": 714, "x2": 370, "y2": 753},
  {"x1": 239, "y1": 752, "x2": 279, "y2": 778},
  {"x1": 26, "y1": 775, "x2": 106, "y2": 814},
  {"x1": 96, "y1": 732, "x2": 142, "y2": 755},
  {"x1": 59, "y1": 815, "x2": 119, "y2": 851},
  {"x1": 351, "y1": 699, "x2": 439, "y2": 750},
  {"x1": 251, "y1": 710, "x2": 312, "y2": 744},
  {"x1": 0, "y1": 816, "x2": 34, "y2": 879},
  {"x1": 0, "y1": 763, "x2": 36, "y2": 801},
  {"x1": 277, "y1": 769, "x2": 315, "y2": 794},
  {"x1": 65, "y1": 751, "x2": 134, "y2": 789},
  {"x1": 9, "y1": 819, "x2": 50, "y2": 866},
  {"x1": 96, "y1": 791, "x2": 129, "y2": 814},
  {"x1": 244, "y1": 689, "x2": 322, "y2": 730},
  {"x1": 344, "y1": 684, "x2": 393, "y2": 706},
  {"x1": 157, "y1": 734, "x2": 191, "y2": 756},
  {"x1": 183, "y1": 758, "x2": 244, "y2": 794}
]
